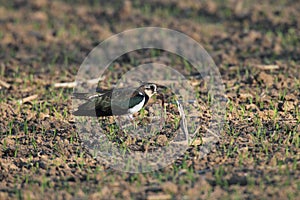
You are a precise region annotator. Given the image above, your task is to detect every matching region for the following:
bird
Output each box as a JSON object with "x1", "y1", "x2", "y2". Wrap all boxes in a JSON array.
[{"x1": 72, "y1": 83, "x2": 158, "y2": 118}]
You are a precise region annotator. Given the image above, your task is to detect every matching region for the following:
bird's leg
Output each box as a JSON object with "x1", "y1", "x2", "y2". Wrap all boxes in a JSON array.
[
  {"x1": 126, "y1": 114, "x2": 138, "y2": 129},
  {"x1": 128, "y1": 114, "x2": 134, "y2": 121},
  {"x1": 116, "y1": 115, "x2": 124, "y2": 131},
  {"x1": 158, "y1": 93, "x2": 166, "y2": 130},
  {"x1": 117, "y1": 114, "x2": 137, "y2": 132}
]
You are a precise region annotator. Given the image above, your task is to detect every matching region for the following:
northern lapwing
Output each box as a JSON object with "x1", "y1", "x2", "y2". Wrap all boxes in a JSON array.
[{"x1": 73, "y1": 83, "x2": 159, "y2": 118}]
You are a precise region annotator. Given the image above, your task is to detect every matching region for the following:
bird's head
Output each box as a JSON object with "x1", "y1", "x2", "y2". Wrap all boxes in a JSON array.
[{"x1": 143, "y1": 83, "x2": 157, "y2": 98}]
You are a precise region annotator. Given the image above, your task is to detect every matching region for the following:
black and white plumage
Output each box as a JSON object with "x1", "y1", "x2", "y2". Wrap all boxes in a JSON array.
[{"x1": 72, "y1": 83, "x2": 158, "y2": 117}]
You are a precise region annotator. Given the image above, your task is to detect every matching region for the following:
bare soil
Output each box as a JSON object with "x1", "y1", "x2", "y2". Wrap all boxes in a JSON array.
[{"x1": 0, "y1": 0, "x2": 299, "y2": 199}]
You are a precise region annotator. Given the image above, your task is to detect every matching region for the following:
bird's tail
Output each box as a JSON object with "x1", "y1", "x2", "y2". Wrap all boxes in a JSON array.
[
  {"x1": 73, "y1": 93, "x2": 98, "y2": 116},
  {"x1": 72, "y1": 92, "x2": 90, "y2": 100}
]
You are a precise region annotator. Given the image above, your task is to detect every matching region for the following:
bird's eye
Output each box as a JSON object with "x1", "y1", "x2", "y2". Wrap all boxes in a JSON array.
[{"x1": 150, "y1": 85, "x2": 156, "y2": 91}]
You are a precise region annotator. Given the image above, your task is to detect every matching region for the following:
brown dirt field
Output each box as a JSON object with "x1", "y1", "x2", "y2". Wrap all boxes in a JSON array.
[{"x1": 0, "y1": 0, "x2": 299, "y2": 199}]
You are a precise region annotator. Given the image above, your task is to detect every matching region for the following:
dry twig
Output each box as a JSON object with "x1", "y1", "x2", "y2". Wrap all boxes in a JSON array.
[
  {"x1": 54, "y1": 82, "x2": 77, "y2": 88},
  {"x1": 0, "y1": 79, "x2": 11, "y2": 88},
  {"x1": 255, "y1": 64, "x2": 279, "y2": 70},
  {"x1": 18, "y1": 94, "x2": 38, "y2": 104}
]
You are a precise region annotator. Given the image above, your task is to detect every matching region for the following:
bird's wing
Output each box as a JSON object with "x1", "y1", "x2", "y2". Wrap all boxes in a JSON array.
[
  {"x1": 73, "y1": 87, "x2": 142, "y2": 116},
  {"x1": 109, "y1": 88, "x2": 142, "y2": 109},
  {"x1": 72, "y1": 90, "x2": 112, "y2": 116},
  {"x1": 128, "y1": 94, "x2": 145, "y2": 108},
  {"x1": 72, "y1": 91, "x2": 108, "y2": 100}
]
